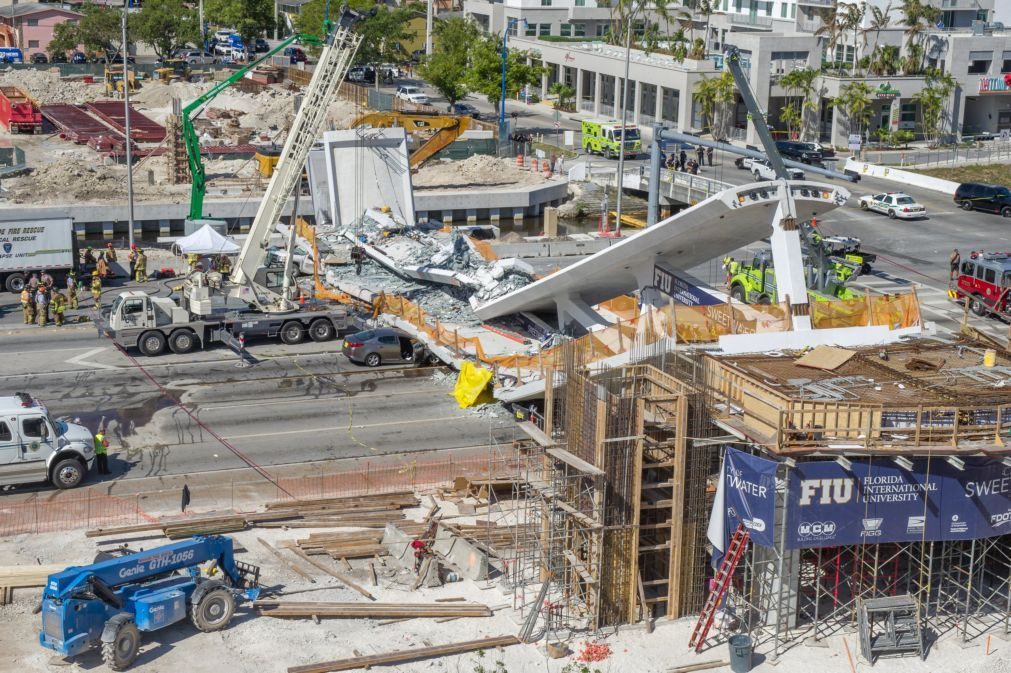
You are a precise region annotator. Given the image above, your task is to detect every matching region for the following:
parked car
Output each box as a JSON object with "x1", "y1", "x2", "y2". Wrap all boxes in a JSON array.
[
  {"x1": 283, "y1": 46, "x2": 307, "y2": 64},
  {"x1": 775, "y1": 140, "x2": 822, "y2": 164},
  {"x1": 747, "y1": 158, "x2": 805, "y2": 181},
  {"x1": 396, "y1": 85, "x2": 429, "y2": 105},
  {"x1": 30, "y1": 53, "x2": 48, "y2": 64},
  {"x1": 254, "y1": 38, "x2": 270, "y2": 53},
  {"x1": 342, "y1": 327, "x2": 424, "y2": 367},
  {"x1": 50, "y1": 53, "x2": 68, "y2": 64},
  {"x1": 858, "y1": 192, "x2": 927, "y2": 219},
  {"x1": 451, "y1": 102, "x2": 480, "y2": 118},
  {"x1": 70, "y1": 51, "x2": 87, "y2": 64},
  {"x1": 799, "y1": 141, "x2": 835, "y2": 159},
  {"x1": 348, "y1": 66, "x2": 375, "y2": 83},
  {"x1": 213, "y1": 29, "x2": 236, "y2": 43},
  {"x1": 180, "y1": 50, "x2": 218, "y2": 65},
  {"x1": 954, "y1": 182, "x2": 1011, "y2": 217}
]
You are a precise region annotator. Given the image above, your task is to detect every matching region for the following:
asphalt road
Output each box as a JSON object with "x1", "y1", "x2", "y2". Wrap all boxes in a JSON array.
[{"x1": 0, "y1": 295, "x2": 513, "y2": 486}]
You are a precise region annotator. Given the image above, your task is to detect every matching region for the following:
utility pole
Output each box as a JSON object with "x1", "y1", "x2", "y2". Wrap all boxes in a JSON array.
[
  {"x1": 274, "y1": 0, "x2": 279, "y2": 41},
  {"x1": 122, "y1": 3, "x2": 135, "y2": 249},
  {"x1": 614, "y1": 11, "x2": 633, "y2": 237},
  {"x1": 199, "y1": 0, "x2": 206, "y2": 49},
  {"x1": 425, "y1": 0, "x2": 433, "y2": 56}
]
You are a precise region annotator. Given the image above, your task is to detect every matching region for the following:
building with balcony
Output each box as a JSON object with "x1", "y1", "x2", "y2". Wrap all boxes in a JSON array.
[{"x1": 465, "y1": 0, "x2": 1011, "y2": 145}]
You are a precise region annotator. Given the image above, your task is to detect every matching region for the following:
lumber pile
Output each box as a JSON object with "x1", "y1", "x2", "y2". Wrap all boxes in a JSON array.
[
  {"x1": 264, "y1": 492, "x2": 418, "y2": 517},
  {"x1": 254, "y1": 600, "x2": 492, "y2": 619},
  {"x1": 0, "y1": 564, "x2": 66, "y2": 605},
  {"x1": 164, "y1": 515, "x2": 247, "y2": 539},
  {"x1": 296, "y1": 522, "x2": 427, "y2": 559},
  {"x1": 288, "y1": 635, "x2": 522, "y2": 673}
]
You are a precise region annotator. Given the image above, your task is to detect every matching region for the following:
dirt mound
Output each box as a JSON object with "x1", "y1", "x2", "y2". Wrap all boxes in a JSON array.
[
  {"x1": 412, "y1": 155, "x2": 551, "y2": 189},
  {"x1": 4, "y1": 157, "x2": 186, "y2": 204},
  {"x1": 0, "y1": 67, "x2": 103, "y2": 105}
]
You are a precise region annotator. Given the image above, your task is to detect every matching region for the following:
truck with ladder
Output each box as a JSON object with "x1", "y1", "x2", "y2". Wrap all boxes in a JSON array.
[
  {"x1": 102, "y1": 9, "x2": 367, "y2": 357},
  {"x1": 950, "y1": 250, "x2": 1011, "y2": 320}
]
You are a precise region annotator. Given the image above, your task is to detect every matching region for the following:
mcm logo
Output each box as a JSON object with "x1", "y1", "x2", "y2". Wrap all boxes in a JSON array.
[{"x1": 798, "y1": 478, "x2": 855, "y2": 506}]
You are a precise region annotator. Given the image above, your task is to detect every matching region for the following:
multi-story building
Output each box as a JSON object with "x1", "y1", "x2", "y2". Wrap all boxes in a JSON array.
[{"x1": 464, "y1": 0, "x2": 1011, "y2": 145}]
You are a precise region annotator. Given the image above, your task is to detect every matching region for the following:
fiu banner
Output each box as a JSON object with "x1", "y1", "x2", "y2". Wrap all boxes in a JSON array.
[
  {"x1": 786, "y1": 456, "x2": 1011, "y2": 549},
  {"x1": 709, "y1": 447, "x2": 779, "y2": 553}
]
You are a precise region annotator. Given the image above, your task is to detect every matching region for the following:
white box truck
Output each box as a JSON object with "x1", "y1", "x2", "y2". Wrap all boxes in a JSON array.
[{"x1": 0, "y1": 218, "x2": 76, "y2": 292}]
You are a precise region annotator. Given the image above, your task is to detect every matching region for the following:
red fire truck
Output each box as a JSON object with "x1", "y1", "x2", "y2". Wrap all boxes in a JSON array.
[{"x1": 951, "y1": 251, "x2": 1011, "y2": 319}]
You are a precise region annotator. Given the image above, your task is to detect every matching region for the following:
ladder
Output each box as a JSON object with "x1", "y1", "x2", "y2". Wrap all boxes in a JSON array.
[
  {"x1": 232, "y1": 25, "x2": 363, "y2": 310},
  {"x1": 688, "y1": 523, "x2": 750, "y2": 652}
]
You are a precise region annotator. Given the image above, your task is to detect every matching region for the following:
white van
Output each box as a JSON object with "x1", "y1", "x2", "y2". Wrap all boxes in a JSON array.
[{"x1": 0, "y1": 393, "x2": 95, "y2": 489}]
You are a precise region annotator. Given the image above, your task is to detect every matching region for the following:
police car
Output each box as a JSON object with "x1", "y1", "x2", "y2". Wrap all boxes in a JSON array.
[{"x1": 858, "y1": 192, "x2": 927, "y2": 219}]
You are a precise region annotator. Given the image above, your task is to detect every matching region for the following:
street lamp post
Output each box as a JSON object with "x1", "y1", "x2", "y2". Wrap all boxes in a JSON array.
[
  {"x1": 614, "y1": 9, "x2": 635, "y2": 238},
  {"x1": 500, "y1": 18, "x2": 528, "y2": 126},
  {"x1": 122, "y1": 2, "x2": 135, "y2": 249}
]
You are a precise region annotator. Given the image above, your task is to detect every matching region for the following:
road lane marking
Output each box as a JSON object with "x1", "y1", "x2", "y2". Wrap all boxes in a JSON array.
[
  {"x1": 200, "y1": 388, "x2": 443, "y2": 411},
  {"x1": 63, "y1": 347, "x2": 119, "y2": 370},
  {"x1": 223, "y1": 415, "x2": 469, "y2": 440}
]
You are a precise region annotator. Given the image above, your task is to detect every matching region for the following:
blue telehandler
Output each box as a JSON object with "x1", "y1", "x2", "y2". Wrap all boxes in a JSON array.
[{"x1": 39, "y1": 535, "x2": 260, "y2": 670}]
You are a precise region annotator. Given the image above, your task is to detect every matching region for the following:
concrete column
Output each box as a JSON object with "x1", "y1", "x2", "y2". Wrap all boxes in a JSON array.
[
  {"x1": 830, "y1": 105, "x2": 846, "y2": 150},
  {"x1": 466, "y1": 208, "x2": 478, "y2": 223},
  {"x1": 593, "y1": 71, "x2": 602, "y2": 116},
  {"x1": 442, "y1": 210, "x2": 454, "y2": 224},
  {"x1": 489, "y1": 207, "x2": 501, "y2": 223},
  {"x1": 541, "y1": 66, "x2": 549, "y2": 99},
  {"x1": 159, "y1": 219, "x2": 171, "y2": 238},
  {"x1": 576, "y1": 68, "x2": 584, "y2": 110},
  {"x1": 633, "y1": 79, "x2": 642, "y2": 124},
  {"x1": 677, "y1": 89, "x2": 693, "y2": 132},
  {"x1": 102, "y1": 222, "x2": 114, "y2": 240},
  {"x1": 655, "y1": 85, "x2": 663, "y2": 121},
  {"x1": 74, "y1": 221, "x2": 86, "y2": 240}
]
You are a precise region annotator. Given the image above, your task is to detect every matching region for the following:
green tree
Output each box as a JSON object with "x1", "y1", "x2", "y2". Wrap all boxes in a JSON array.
[
  {"x1": 418, "y1": 16, "x2": 479, "y2": 108},
  {"x1": 466, "y1": 33, "x2": 543, "y2": 110},
  {"x1": 549, "y1": 82, "x2": 575, "y2": 111},
  {"x1": 132, "y1": 0, "x2": 201, "y2": 60},
  {"x1": 779, "y1": 67, "x2": 818, "y2": 140},
  {"x1": 835, "y1": 80, "x2": 874, "y2": 144},
  {"x1": 912, "y1": 71, "x2": 955, "y2": 145},
  {"x1": 694, "y1": 70, "x2": 735, "y2": 139},
  {"x1": 204, "y1": 0, "x2": 275, "y2": 52},
  {"x1": 48, "y1": 2, "x2": 122, "y2": 58}
]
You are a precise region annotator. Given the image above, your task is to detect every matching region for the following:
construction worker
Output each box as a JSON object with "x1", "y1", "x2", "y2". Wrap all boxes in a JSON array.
[
  {"x1": 134, "y1": 248, "x2": 147, "y2": 282},
  {"x1": 90, "y1": 271, "x2": 102, "y2": 308},
  {"x1": 34, "y1": 287, "x2": 49, "y2": 327},
  {"x1": 186, "y1": 252, "x2": 200, "y2": 272},
  {"x1": 20, "y1": 287, "x2": 33, "y2": 324},
  {"x1": 128, "y1": 243, "x2": 137, "y2": 278},
  {"x1": 51, "y1": 290, "x2": 67, "y2": 327},
  {"x1": 94, "y1": 429, "x2": 110, "y2": 475},
  {"x1": 66, "y1": 272, "x2": 78, "y2": 310},
  {"x1": 105, "y1": 242, "x2": 118, "y2": 263},
  {"x1": 218, "y1": 254, "x2": 232, "y2": 275}
]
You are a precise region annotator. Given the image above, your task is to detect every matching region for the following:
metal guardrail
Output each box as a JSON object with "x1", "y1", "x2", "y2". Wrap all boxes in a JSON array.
[
  {"x1": 580, "y1": 162, "x2": 731, "y2": 205},
  {"x1": 728, "y1": 13, "x2": 774, "y2": 28}
]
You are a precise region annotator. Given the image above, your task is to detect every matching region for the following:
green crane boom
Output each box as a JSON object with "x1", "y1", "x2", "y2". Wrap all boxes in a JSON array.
[{"x1": 182, "y1": 34, "x2": 322, "y2": 224}]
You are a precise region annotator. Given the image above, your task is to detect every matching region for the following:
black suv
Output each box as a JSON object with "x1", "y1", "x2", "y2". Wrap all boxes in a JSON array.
[
  {"x1": 775, "y1": 140, "x2": 823, "y2": 164},
  {"x1": 954, "y1": 182, "x2": 1011, "y2": 217}
]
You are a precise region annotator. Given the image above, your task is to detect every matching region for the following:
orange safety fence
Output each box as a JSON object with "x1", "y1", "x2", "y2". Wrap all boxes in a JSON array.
[
  {"x1": 0, "y1": 491, "x2": 159, "y2": 538},
  {"x1": 810, "y1": 292, "x2": 922, "y2": 330}
]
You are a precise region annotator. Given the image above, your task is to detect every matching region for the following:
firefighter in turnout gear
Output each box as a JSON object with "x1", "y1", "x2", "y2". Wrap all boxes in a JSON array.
[
  {"x1": 134, "y1": 249, "x2": 147, "y2": 282},
  {"x1": 66, "y1": 272, "x2": 78, "y2": 310},
  {"x1": 51, "y1": 290, "x2": 67, "y2": 326},
  {"x1": 90, "y1": 272, "x2": 102, "y2": 308},
  {"x1": 20, "y1": 287, "x2": 33, "y2": 324},
  {"x1": 35, "y1": 288, "x2": 49, "y2": 327}
]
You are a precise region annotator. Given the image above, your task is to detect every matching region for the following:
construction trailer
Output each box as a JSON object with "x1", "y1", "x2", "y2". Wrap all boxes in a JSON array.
[{"x1": 504, "y1": 336, "x2": 1011, "y2": 659}]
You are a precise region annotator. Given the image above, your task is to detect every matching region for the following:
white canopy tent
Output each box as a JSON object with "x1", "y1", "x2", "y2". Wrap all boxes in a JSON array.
[{"x1": 175, "y1": 224, "x2": 241, "y2": 255}]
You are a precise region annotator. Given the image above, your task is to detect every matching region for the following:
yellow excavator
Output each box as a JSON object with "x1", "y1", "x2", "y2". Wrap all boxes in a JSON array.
[{"x1": 348, "y1": 111, "x2": 473, "y2": 168}]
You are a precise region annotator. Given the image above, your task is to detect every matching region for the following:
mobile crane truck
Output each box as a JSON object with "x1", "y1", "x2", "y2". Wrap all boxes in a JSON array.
[
  {"x1": 39, "y1": 535, "x2": 260, "y2": 670},
  {"x1": 102, "y1": 10, "x2": 367, "y2": 356}
]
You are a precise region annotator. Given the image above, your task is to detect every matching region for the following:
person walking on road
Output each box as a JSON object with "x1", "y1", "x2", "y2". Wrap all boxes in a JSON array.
[
  {"x1": 67, "y1": 272, "x2": 78, "y2": 310},
  {"x1": 90, "y1": 271, "x2": 102, "y2": 308},
  {"x1": 134, "y1": 249, "x2": 147, "y2": 282},
  {"x1": 94, "y1": 429, "x2": 110, "y2": 475},
  {"x1": 706, "y1": 146, "x2": 714, "y2": 166},
  {"x1": 20, "y1": 287, "x2": 33, "y2": 324},
  {"x1": 35, "y1": 287, "x2": 49, "y2": 327},
  {"x1": 950, "y1": 248, "x2": 961, "y2": 280},
  {"x1": 51, "y1": 290, "x2": 67, "y2": 327},
  {"x1": 695, "y1": 145, "x2": 704, "y2": 167}
]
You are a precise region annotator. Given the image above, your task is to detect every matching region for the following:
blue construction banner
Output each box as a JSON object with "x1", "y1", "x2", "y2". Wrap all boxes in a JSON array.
[
  {"x1": 787, "y1": 456, "x2": 1011, "y2": 549},
  {"x1": 714, "y1": 447, "x2": 779, "y2": 550}
]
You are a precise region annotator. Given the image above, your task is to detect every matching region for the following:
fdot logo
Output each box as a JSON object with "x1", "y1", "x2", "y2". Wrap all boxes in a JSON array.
[{"x1": 798, "y1": 521, "x2": 837, "y2": 540}]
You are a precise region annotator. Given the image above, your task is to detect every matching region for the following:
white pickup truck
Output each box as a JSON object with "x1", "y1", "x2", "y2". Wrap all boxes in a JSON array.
[
  {"x1": 0, "y1": 393, "x2": 95, "y2": 489},
  {"x1": 740, "y1": 157, "x2": 805, "y2": 181}
]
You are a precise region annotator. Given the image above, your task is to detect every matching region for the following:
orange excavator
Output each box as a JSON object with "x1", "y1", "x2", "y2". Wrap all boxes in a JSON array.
[{"x1": 348, "y1": 111, "x2": 473, "y2": 168}]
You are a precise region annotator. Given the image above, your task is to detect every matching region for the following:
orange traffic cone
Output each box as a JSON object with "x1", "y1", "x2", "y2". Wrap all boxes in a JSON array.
[{"x1": 516, "y1": 154, "x2": 524, "y2": 169}]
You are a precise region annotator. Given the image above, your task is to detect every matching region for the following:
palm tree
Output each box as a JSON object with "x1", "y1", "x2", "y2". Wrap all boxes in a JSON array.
[
  {"x1": 862, "y1": 2, "x2": 892, "y2": 53},
  {"x1": 841, "y1": 3, "x2": 866, "y2": 72},
  {"x1": 814, "y1": 4, "x2": 844, "y2": 70},
  {"x1": 781, "y1": 67, "x2": 819, "y2": 139},
  {"x1": 868, "y1": 44, "x2": 900, "y2": 75},
  {"x1": 835, "y1": 80, "x2": 874, "y2": 149},
  {"x1": 695, "y1": 70, "x2": 736, "y2": 139},
  {"x1": 698, "y1": 0, "x2": 714, "y2": 56}
]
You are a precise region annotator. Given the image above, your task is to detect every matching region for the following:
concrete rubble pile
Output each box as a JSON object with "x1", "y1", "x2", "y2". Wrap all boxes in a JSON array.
[
  {"x1": 0, "y1": 67, "x2": 102, "y2": 105},
  {"x1": 327, "y1": 209, "x2": 535, "y2": 309}
]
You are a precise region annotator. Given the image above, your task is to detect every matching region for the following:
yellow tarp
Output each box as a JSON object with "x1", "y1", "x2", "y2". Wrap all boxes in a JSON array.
[{"x1": 453, "y1": 361, "x2": 494, "y2": 408}]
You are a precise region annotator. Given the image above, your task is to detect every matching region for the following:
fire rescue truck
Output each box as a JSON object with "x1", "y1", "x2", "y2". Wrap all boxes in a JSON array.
[{"x1": 950, "y1": 251, "x2": 1011, "y2": 319}]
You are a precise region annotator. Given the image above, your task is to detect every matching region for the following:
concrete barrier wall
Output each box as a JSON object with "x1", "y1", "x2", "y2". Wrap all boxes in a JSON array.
[{"x1": 845, "y1": 159, "x2": 961, "y2": 195}]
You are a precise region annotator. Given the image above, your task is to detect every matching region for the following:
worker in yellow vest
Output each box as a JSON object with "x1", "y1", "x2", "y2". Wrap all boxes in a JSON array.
[
  {"x1": 134, "y1": 249, "x2": 147, "y2": 283},
  {"x1": 51, "y1": 290, "x2": 67, "y2": 326},
  {"x1": 94, "y1": 430, "x2": 110, "y2": 475},
  {"x1": 90, "y1": 271, "x2": 102, "y2": 308},
  {"x1": 20, "y1": 287, "x2": 33, "y2": 324}
]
